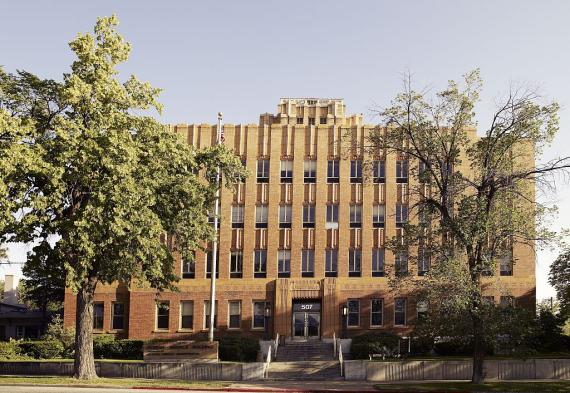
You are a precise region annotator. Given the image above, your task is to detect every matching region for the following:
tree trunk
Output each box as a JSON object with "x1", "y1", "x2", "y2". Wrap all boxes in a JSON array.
[
  {"x1": 73, "y1": 276, "x2": 98, "y2": 379},
  {"x1": 471, "y1": 313, "x2": 485, "y2": 383}
]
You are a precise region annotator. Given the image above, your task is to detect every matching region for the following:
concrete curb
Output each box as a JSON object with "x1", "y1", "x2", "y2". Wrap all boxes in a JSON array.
[{"x1": 0, "y1": 384, "x2": 374, "y2": 393}]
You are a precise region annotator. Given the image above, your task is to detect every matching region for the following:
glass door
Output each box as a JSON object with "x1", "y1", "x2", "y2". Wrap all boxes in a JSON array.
[
  {"x1": 292, "y1": 312, "x2": 320, "y2": 339},
  {"x1": 293, "y1": 312, "x2": 305, "y2": 338},
  {"x1": 307, "y1": 312, "x2": 320, "y2": 337}
]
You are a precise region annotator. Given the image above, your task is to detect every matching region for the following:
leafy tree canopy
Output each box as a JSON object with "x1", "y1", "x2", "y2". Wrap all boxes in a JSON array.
[{"x1": 0, "y1": 15, "x2": 247, "y2": 378}]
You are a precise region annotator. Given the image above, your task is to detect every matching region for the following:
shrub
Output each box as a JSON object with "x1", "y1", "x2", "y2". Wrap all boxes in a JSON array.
[
  {"x1": 0, "y1": 340, "x2": 30, "y2": 360},
  {"x1": 433, "y1": 338, "x2": 494, "y2": 356},
  {"x1": 93, "y1": 336, "x2": 143, "y2": 360},
  {"x1": 350, "y1": 332, "x2": 401, "y2": 359},
  {"x1": 218, "y1": 335, "x2": 259, "y2": 362},
  {"x1": 42, "y1": 315, "x2": 75, "y2": 357},
  {"x1": 18, "y1": 340, "x2": 64, "y2": 359}
]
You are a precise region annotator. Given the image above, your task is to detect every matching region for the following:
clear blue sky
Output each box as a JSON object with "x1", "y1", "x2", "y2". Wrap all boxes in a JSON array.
[{"x1": 2, "y1": 1, "x2": 569, "y2": 301}]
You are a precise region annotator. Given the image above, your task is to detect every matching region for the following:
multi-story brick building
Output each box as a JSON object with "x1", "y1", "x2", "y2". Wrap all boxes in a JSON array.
[{"x1": 63, "y1": 98, "x2": 536, "y2": 340}]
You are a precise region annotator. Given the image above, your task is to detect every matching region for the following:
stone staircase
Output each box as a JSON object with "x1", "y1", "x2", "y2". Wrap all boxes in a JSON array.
[
  {"x1": 266, "y1": 340, "x2": 342, "y2": 380},
  {"x1": 276, "y1": 339, "x2": 334, "y2": 361},
  {"x1": 267, "y1": 360, "x2": 341, "y2": 380}
]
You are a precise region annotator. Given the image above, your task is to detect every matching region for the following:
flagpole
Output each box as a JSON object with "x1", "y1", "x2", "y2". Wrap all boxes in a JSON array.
[{"x1": 208, "y1": 112, "x2": 223, "y2": 343}]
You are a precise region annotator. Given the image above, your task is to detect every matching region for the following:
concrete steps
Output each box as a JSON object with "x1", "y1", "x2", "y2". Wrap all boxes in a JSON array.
[
  {"x1": 276, "y1": 340, "x2": 334, "y2": 361},
  {"x1": 267, "y1": 360, "x2": 342, "y2": 381}
]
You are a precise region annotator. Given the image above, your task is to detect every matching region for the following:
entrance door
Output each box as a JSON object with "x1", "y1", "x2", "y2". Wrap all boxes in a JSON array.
[
  {"x1": 292, "y1": 312, "x2": 320, "y2": 339},
  {"x1": 292, "y1": 301, "x2": 321, "y2": 339}
]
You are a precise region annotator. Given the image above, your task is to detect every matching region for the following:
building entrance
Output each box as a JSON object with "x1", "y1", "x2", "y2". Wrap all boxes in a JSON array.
[{"x1": 292, "y1": 300, "x2": 320, "y2": 339}]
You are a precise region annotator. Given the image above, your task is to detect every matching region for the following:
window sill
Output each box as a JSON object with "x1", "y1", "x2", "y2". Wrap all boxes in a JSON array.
[
  {"x1": 109, "y1": 329, "x2": 124, "y2": 333},
  {"x1": 227, "y1": 327, "x2": 242, "y2": 331},
  {"x1": 153, "y1": 330, "x2": 170, "y2": 333},
  {"x1": 177, "y1": 329, "x2": 194, "y2": 333},
  {"x1": 251, "y1": 327, "x2": 265, "y2": 331},
  {"x1": 369, "y1": 326, "x2": 384, "y2": 329}
]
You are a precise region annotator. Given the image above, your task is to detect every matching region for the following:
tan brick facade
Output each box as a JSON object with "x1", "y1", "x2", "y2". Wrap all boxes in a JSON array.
[{"x1": 63, "y1": 98, "x2": 536, "y2": 340}]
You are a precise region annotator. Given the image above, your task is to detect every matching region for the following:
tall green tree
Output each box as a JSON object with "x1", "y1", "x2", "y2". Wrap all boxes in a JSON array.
[
  {"x1": 0, "y1": 16, "x2": 246, "y2": 379},
  {"x1": 550, "y1": 245, "x2": 570, "y2": 319},
  {"x1": 368, "y1": 70, "x2": 569, "y2": 383}
]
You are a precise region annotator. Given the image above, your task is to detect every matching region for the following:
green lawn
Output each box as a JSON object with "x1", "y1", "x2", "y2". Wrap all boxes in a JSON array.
[
  {"x1": 0, "y1": 375, "x2": 228, "y2": 388},
  {"x1": 374, "y1": 381, "x2": 570, "y2": 392}
]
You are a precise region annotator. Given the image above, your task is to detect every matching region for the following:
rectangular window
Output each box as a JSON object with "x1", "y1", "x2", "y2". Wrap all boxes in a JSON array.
[
  {"x1": 500, "y1": 250, "x2": 513, "y2": 276},
  {"x1": 279, "y1": 205, "x2": 292, "y2": 228},
  {"x1": 325, "y1": 249, "x2": 338, "y2": 277},
  {"x1": 254, "y1": 250, "x2": 267, "y2": 278},
  {"x1": 230, "y1": 251, "x2": 243, "y2": 278},
  {"x1": 418, "y1": 248, "x2": 430, "y2": 276},
  {"x1": 228, "y1": 301, "x2": 241, "y2": 329},
  {"x1": 372, "y1": 204, "x2": 385, "y2": 228},
  {"x1": 304, "y1": 160, "x2": 317, "y2": 183},
  {"x1": 180, "y1": 301, "x2": 194, "y2": 330},
  {"x1": 232, "y1": 205, "x2": 244, "y2": 229},
  {"x1": 278, "y1": 250, "x2": 291, "y2": 278},
  {"x1": 253, "y1": 301, "x2": 267, "y2": 329},
  {"x1": 308, "y1": 117, "x2": 315, "y2": 126},
  {"x1": 280, "y1": 160, "x2": 293, "y2": 183},
  {"x1": 302, "y1": 250, "x2": 315, "y2": 277},
  {"x1": 350, "y1": 160, "x2": 362, "y2": 183},
  {"x1": 326, "y1": 204, "x2": 339, "y2": 229},
  {"x1": 303, "y1": 205, "x2": 315, "y2": 228},
  {"x1": 372, "y1": 248, "x2": 385, "y2": 277},
  {"x1": 419, "y1": 161, "x2": 429, "y2": 183},
  {"x1": 256, "y1": 205, "x2": 268, "y2": 228},
  {"x1": 394, "y1": 297, "x2": 407, "y2": 326},
  {"x1": 347, "y1": 299, "x2": 360, "y2": 327},
  {"x1": 327, "y1": 160, "x2": 339, "y2": 183},
  {"x1": 206, "y1": 250, "x2": 219, "y2": 279},
  {"x1": 257, "y1": 159, "x2": 269, "y2": 183},
  {"x1": 396, "y1": 160, "x2": 409, "y2": 183},
  {"x1": 111, "y1": 303, "x2": 124, "y2": 330},
  {"x1": 395, "y1": 251, "x2": 408, "y2": 276},
  {"x1": 348, "y1": 249, "x2": 362, "y2": 277},
  {"x1": 373, "y1": 160, "x2": 386, "y2": 183},
  {"x1": 204, "y1": 300, "x2": 217, "y2": 329},
  {"x1": 296, "y1": 117, "x2": 303, "y2": 124},
  {"x1": 208, "y1": 211, "x2": 219, "y2": 229},
  {"x1": 156, "y1": 301, "x2": 169, "y2": 330},
  {"x1": 93, "y1": 303, "x2": 104, "y2": 330},
  {"x1": 396, "y1": 204, "x2": 408, "y2": 226},
  {"x1": 320, "y1": 117, "x2": 327, "y2": 124},
  {"x1": 371, "y1": 299, "x2": 383, "y2": 326},
  {"x1": 349, "y1": 204, "x2": 362, "y2": 228},
  {"x1": 416, "y1": 300, "x2": 428, "y2": 320},
  {"x1": 182, "y1": 253, "x2": 195, "y2": 279}
]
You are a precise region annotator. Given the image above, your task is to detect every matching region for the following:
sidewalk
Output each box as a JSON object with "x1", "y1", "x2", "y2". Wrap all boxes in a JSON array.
[{"x1": 224, "y1": 380, "x2": 378, "y2": 392}]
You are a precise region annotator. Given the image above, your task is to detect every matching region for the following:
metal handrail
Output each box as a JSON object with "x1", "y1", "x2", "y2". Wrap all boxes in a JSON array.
[
  {"x1": 338, "y1": 343, "x2": 344, "y2": 377},
  {"x1": 264, "y1": 344, "x2": 272, "y2": 378},
  {"x1": 274, "y1": 332, "x2": 280, "y2": 360}
]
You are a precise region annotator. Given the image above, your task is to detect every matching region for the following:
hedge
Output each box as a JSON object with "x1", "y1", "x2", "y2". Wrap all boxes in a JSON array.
[
  {"x1": 18, "y1": 340, "x2": 64, "y2": 359},
  {"x1": 218, "y1": 335, "x2": 259, "y2": 362},
  {"x1": 93, "y1": 335, "x2": 144, "y2": 360},
  {"x1": 350, "y1": 332, "x2": 401, "y2": 359}
]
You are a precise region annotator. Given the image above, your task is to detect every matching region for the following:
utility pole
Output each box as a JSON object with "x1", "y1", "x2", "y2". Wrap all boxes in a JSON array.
[{"x1": 208, "y1": 112, "x2": 223, "y2": 342}]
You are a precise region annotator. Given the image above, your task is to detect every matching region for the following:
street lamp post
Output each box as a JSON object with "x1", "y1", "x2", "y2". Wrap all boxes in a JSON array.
[
  {"x1": 207, "y1": 112, "x2": 223, "y2": 343},
  {"x1": 341, "y1": 304, "x2": 348, "y2": 339},
  {"x1": 264, "y1": 303, "x2": 271, "y2": 340}
]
